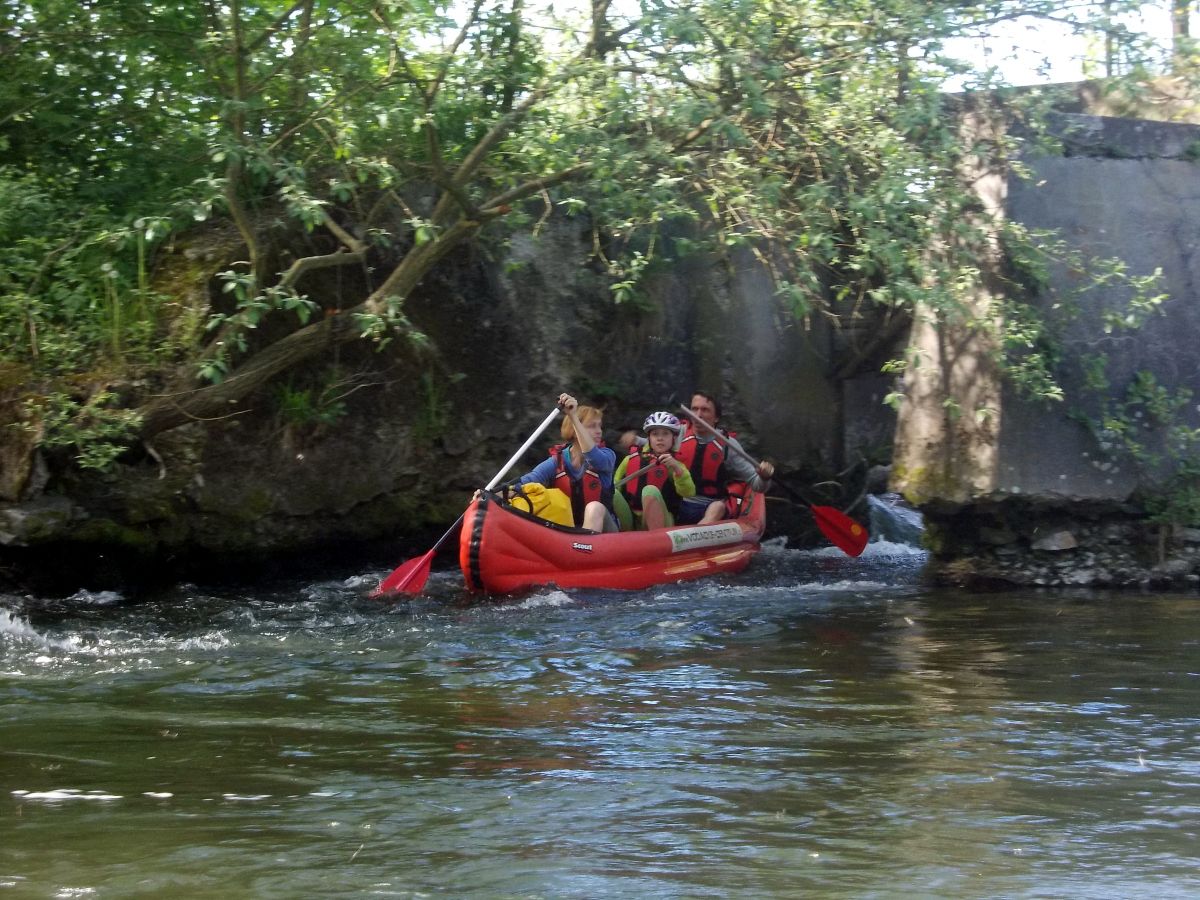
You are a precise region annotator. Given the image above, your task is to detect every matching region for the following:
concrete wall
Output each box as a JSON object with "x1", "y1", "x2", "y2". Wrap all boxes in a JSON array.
[{"x1": 894, "y1": 111, "x2": 1200, "y2": 510}]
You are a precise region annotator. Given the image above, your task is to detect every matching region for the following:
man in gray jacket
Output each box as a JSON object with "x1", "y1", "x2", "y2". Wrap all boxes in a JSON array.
[{"x1": 675, "y1": 391, "x2": 774, "y2": 525}]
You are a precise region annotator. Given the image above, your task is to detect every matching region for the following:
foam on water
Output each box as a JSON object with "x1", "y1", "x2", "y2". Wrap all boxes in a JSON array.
[
  {"x1": 802, "y1": 538, "x2": 927, "y2": 559},
  {"x1": 1, "y1": 604, "x2": 238, "y2": 676},
  {"x1": 758, "y1": 536, "x2": 791, "y2": 553},
  {"x1": 63, "y1": 589, "x2": 123, "y2": 606},
  {"x1": 862, "y1": 538, "x2": 927, "y2": 558},
  {"x1": 506, "y1": 589, "x2": 577, "y2": 610},
  {"x1": 12, "y1": 789, "x2": 123, "y2": 803},
  {"x1": 758, "y1": 533, "x2": 926, "y2": 560},
  {"x1": 794, "y1": 579, "x2": 896, "y2": 592},
  {"x1": 177, "y1": 631, "x2": 233, "y2": 651},
  {"x1": 0, "y1": 609, "x2": 81, "y2": 652}
]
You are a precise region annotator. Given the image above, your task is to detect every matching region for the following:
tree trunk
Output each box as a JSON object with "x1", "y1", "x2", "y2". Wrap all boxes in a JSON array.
[
  {"x1": 137, "y1": 219, "x2": 481, "y2": 440},
  {"x1": 139, "y1": 305, "x2": 363, "y2": 437},
  {"x1": 1173, "y1": 0, "x2": 1192, "y2": 72}
]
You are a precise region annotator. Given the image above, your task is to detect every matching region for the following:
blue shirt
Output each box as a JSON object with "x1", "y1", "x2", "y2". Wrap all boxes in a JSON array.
[{"x1": 519, "y1": 444, "x2": 616, "y2": 490}]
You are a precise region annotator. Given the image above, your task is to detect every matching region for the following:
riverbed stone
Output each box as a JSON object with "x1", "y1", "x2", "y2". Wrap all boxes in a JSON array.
[
  {"x1": 0, "y1": 496, "x2": 80, "y2": 546},
  {"x1": 979, "y1": 525, "x2": 1019, "y2": 545},
  {"x1": 1031, "y1": 530, "x2": 1079, "y2": 551}
]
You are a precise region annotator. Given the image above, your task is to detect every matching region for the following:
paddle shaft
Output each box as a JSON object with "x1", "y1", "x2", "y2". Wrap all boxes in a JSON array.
[
  {"x1": 486, "y1": 407, "x2": 563, "y2": 491},
  {"x1": 613, "y1": 456, "x2": 681, "y2": 490},
  {"x1": 422, "y1": 405, "x2": 560, "y2": 538},
  {"x1": 677, "y1": 404, "x2": 813, "y2": 508},
  {"x1": 421, "y1": 514, "x2": 466, "y2": 560},
  {"x1": 430, "y1": 407, "x2": 564, "y2": 550},
  {"x1": 375, "y1": 406, "x2": 562, "y2": 595},
  {"x1": 676, "y1": 405, "x2": 869, "y2": 557},
  {"x1": 678, "y1": 405, "x2": 776, "y2": 481}
]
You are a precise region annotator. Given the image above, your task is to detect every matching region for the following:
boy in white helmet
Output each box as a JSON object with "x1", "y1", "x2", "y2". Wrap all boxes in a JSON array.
[{"x1": 613, "y1": 412, "x2": 696, "y2": 530}]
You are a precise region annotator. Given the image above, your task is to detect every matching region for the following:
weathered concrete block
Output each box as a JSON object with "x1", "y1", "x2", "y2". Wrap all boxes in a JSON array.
[{"x1": 894, "y1": 110, "x2": 1200, "y2": 512}]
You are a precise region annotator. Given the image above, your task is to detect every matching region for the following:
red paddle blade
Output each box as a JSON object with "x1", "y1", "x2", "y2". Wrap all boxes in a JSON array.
[
  {"x1": 371, "y1": 549, "x2": 436, "y2": 598},
  {"x1": 811, "y1": 505, "x2": 869, "y2": 557}
]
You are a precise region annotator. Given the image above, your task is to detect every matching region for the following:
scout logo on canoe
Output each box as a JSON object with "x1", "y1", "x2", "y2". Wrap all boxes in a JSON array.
[
  {"x1": 668, "y1": 523, "x2": 743, "y2": 553},
  {"x1": 572, "y1": 542, "x2": 594, "y2": 553}
]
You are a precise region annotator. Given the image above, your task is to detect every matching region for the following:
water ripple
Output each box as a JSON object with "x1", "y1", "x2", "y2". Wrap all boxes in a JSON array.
[{"x1": 2, "y1": 556, "x2": 1199, "y2": 897}]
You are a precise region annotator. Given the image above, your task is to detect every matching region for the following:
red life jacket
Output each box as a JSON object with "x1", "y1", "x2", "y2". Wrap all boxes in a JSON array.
[
  {"x1": 619, "y1": 449, "x2": 681, "y2": 513},
  {"x1": 677, "y1": 424, "x2": 732, "y2": 497},
  {"x1": 549, "y1": 443, "x2": 610, "y2": 527},
  {"x1": 722, "y1": 479, "x2": 752, "y2": 518}
]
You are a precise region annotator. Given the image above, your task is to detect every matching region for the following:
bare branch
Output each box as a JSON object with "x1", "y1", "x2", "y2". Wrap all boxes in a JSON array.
[
  {"x1": 428, "y1": 0, "x2": 488, "y2": 104},
  {"x1": 244, "y1": 0, "x2": 311, "y2": 53},
  {"x1": 268, "y1": 73, "x2": 399, "y2": 154},
  {"x1": 481, "y1": 164, "x2": 593, "y2": 212},
  {"x1": 277, "y1": 248, "x2": 368, "y2": 293}
]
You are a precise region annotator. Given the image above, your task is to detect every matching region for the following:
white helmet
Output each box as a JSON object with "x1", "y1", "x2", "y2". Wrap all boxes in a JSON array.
[{"x1": 643, "y1": 411, "x2": 681, "y2": 434}]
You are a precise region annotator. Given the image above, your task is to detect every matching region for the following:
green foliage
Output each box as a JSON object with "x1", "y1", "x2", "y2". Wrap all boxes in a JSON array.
[
  {"x1": 574, "y1": 375, "x2": 624, "y2": 402},
  {"x1": 275, "y1": 380, "x2": 348, "y2": 429},
  {"x1": 411, "y1": 371, "x2": 465, "y2": 446},
  {"x1": 0, "y1": 168, "x2": 179, "y2": 376},
  {"x1": 991, "y1": 221, "x2": 1168, "y2": 406},
  {"x1": 28, "y1": 391, "x2": 143, "y2": 471},
  {"x1": 1, "y1": 0, "x2": 1181, "y2": 459},
  {"x1": 199, "y1": 271, "x2": 318, "y2": 384},
  {"x1": 993, "y1": 298, "x2": 1066, "y2": 403},
  {"x1": 1078, "y1": 371, "x2": 1200, "y2": 526},
  {"x1": 0, "y1": 166, "x2": 201, "y2": 468},
  {"x1": 353, "y1": 296, "x2": 429, "y2": 354},
  {"x1": 609, "y1": 251, "x2": 657, "y2": 307},
  {"x1": 1145, "y1": 466, "x2": 1200, "y2": 528}
]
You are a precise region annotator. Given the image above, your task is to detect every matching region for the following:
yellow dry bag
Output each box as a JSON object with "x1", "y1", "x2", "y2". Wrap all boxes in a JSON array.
[{"x1": 505, "y1": 483, "x2": 575, "y2": 527}]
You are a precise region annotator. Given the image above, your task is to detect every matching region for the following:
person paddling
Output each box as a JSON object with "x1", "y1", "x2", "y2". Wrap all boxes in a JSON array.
[
  {"x1": 677, "y1": 390, "x2": 774, "y2": 525},
  {"x1": 515, "y1": 393, "x2": 619, "y2": 533},
  {"x1": 613, "y1": 412, "x2": 696, "y2": 530}
]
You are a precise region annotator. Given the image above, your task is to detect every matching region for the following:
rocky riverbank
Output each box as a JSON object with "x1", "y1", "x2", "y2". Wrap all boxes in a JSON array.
[{"x1": 921, "y1": 498, "x2": 1200, "y2": 590}]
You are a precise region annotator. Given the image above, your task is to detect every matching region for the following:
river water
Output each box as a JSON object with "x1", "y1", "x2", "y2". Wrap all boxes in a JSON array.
[{"x1": 2, "y1": 529, "x2": 1198, "y2": 898}]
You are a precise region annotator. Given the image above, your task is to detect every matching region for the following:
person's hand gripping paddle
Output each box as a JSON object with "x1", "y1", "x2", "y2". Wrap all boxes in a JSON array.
[{"x1": 677, "y1": 405, "x2": 869, "y2": 557}]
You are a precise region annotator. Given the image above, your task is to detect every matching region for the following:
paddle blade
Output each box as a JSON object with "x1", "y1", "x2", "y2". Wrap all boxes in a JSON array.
[
  {"x1": 372, "y1": 549, "x2": 436, "y2": 598},
  {"x1": 811, "y1": 505, "x2": 869, "y2": 557}
]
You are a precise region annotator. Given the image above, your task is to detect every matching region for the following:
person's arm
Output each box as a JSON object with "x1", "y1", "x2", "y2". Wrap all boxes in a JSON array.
[
  {"x1": 613, "y1": 454, "x2": 630, "y2": 484},
  {"x1": 584, "y1": 444, "x2": 616, "y2": 482},
  {"x1": 559, "y1": 393, "x2": 594, "y2": 453},
  {"x1": 615, "y1": 430, "x2": 645, "y2": 455},
  {"x1": 662, "y1": 454, "x2": 696, "y2": 498},
  {"x1": 722, "y1": 435, "x2": 774, "y2": 492},
  {"x1": 518, "y1": 456, "x2": 557, "y2": 487},
  {"x1": 657, "y1": 451, "x2": 696, "y2": 501}
]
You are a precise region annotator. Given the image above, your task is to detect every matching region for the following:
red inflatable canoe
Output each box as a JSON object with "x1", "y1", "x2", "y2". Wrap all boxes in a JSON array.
[{"x1": 458, "y1": 490, "x2": 766, "y2": 594}]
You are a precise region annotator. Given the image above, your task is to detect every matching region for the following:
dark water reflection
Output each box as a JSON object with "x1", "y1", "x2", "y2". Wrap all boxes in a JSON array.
[{"x1": 2, "y1": 540, "x2": 1198, "y2": 898}]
